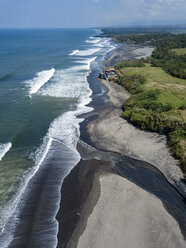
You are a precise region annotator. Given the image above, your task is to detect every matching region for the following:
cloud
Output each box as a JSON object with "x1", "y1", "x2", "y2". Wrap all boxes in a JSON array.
[
  {"x1": 99, "y1": 0, "x2": 186, "y2": 25},
  {"x1": 0, "y1": 0, "x2": 186, "y2": 28}
]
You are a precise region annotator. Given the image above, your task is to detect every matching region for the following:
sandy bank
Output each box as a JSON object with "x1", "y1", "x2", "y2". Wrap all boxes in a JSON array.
[
  {"x1": 76, "y1": 172, "x2": 185, "y2": 248},
  {"x1": 133, "y1": 46, "x2": 155, "y2": 59},
  {"x1": 104, "y1": 43, "x2": 153, "y2": 67},
  {"x1": 88, "y1": 79, "x2": 186, "y2": 196}
]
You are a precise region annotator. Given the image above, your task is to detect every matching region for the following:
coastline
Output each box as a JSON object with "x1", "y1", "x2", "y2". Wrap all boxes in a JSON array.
[
  {"x1": 90, "y1": 78, "x2": 186, "y2": 196},
  {"x1": 56, "y1": 43, "x2": 186, "y2": 247}
]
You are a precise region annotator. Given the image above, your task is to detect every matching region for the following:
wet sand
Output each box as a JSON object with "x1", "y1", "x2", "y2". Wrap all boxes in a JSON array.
[{"x1": 57, "y1": 159, "x2": 113, "y2": 248}]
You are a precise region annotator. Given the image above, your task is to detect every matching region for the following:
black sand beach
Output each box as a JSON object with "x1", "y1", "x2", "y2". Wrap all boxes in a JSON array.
[
  {"x1": 3, "y1": 43, "x2": 186, "y2": 248},
  {"x1": 56, "y1": 44, "x2": 186, "y2": 247}
]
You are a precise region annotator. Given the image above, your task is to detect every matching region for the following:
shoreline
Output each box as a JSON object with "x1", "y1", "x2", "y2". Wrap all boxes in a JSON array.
[
  {"x1": 95, "y1": 79, "x2": 186, "y2": 196},
  {"x1": 56, "y1": 159, "x2": 113, "y2": 248},
  {"x1": 56, "y1": 43, "x2": 186, "y2": 247}
]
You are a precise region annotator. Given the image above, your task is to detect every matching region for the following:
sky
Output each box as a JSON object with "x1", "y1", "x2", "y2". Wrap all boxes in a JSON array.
[{"x1": 0, "y1": 0, "x2": 186, "y2": 28}]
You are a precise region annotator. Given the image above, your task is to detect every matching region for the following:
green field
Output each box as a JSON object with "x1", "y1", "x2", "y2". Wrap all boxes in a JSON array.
[
  {"x1": 172, "y1": 48, "x2": 186, "y2": 55},
  {"x1": 119, "y1": 64, "x2": 186, "y2": 115},
  {"x1": 115, "y1": 63, "x2": 186, "y2": 172}
]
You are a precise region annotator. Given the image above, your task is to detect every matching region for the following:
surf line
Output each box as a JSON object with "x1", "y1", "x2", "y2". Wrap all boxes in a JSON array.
[
  {"x1": 0, "y1": 143, "x2": 12, "y2": 161},
  {"x1": 25, "y1": 68, "x2": 55, "y2": 97}
]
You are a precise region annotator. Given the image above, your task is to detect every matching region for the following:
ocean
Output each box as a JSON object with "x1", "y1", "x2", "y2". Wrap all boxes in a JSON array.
[{"x1": 0, "y1": 28, "x2": 115, "y2": 247}]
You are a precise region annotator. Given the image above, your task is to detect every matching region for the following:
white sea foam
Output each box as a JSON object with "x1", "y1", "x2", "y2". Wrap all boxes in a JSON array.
[
  {"x1": 85, "y1": 38, "x2": 101, "y2": 44},
  {"x1": 106, "y1": 45, "x2": 116, "y2": 54},
  {"x1": 0, "y1": 137, "x2": 53, "y2": 246},
  {"x1": 40, "y1": 57, "x2": 96, "y2": 98},
  {"x1": 93, "y1": 43, "x2": 104, "y2": 48},
  {"x1": 0, "y1": 143, "x2": 12, "y2": 161},
  {"x1": 26, "y1": 68, "x2": 55, "y2": 97},
  {"x1": 38, "y1": 55, "x2": 95, "y2": 153},
  {"x1": 69, "y1": 50, "x2": 79, "y2": 56},
  {"x1": 86, "y1": 37, "x2": 116, "y2": 59},
  {"x1": 0, "y1": 50, "x2": 96, "y2": 242},
  {"x1": 0, "y1": 35, "x2": 115, "y2": 246},
  {"x1": 76, "y1": 48, "x2": 101, "y2": 56},
  {"x1": 76, "y1": 57, "x2": 97, "y2": 69}
]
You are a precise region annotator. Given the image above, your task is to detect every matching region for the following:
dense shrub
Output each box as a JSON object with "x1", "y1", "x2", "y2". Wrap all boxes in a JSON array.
[
  {"x1": 152, "y1": 44, "x2": 186, "y2": 79},
  {"x1": 116, "y1": 74, "x2": 146, "y2": 94},
  {"x1": 168, "y1": 129, "x2": 186, "y2": 171},
  {"x1": 178, "y1": 104, "x2": 186, "y2": 110},
  {"x1": 125, "y1": 89, "x2": 172, "y2": 112},
  {"x1": 115, "y1": 60, "x2": 145, "y2": 69}
]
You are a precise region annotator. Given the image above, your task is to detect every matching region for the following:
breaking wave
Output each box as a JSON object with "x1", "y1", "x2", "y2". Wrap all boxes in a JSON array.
[
  {"x1": 76, "y1": 48, "x2": 101, "y2": 56},
  {"x1": 69, "y1": 50, "x2": 79, "y2": 56},
  {"x1": 0, "y1": 33, "x2": 117, "y2": 247},
  {"x1": 26, "y1": 68, "x2": 55, "y2": 97},
  {"x1": 39, "y1": 57, "x2": 97, "y2": 98},
  {"x1": 0, "y1": 143, "x2": 12, "y2": 161}
]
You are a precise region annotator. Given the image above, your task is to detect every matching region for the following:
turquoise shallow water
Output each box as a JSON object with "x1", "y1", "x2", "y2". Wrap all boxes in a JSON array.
[{"x1": 0, "y1": 28, "x2": 115, "y2": 243}]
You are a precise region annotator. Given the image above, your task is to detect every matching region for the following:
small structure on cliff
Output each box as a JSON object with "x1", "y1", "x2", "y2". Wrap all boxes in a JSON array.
[
  {"x1": 99, "y1": 67, "x2": 118, "y2": 80},
  {"x1": 105, "y1": 67, "x2": 118, "y2": 80}
]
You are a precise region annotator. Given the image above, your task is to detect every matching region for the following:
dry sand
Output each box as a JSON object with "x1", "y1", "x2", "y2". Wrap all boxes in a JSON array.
[
  {"x1": 76, "y1": 173, "x2": 185, "y2": 248},
  {"x1": 134, "y1": 46, "x2": 155, "y2": 59},
  {"x1": 104, "y1": 44, "x2": 154, "y2": 67}
]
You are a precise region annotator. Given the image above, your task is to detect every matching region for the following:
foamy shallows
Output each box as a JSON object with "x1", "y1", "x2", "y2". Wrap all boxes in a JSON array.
[
  {"x1": 85, "y1": 38, "x2": 101, "y2": 44},
  {"x1": 0, "y1": 143, "x2": 12, "y2": 161},
  {"x1": 0, "y1": 54, "x2": 95, "y2": 237},
  {"x1": 37, "y1": 55, "x2": 94, "y2": 165},
  {"x1": 26, "y1": 68, "x2": 55, "y2": 96},
  {"x1": 40, "y1": 57, "x2": 96, "y2": 98},
  {"x1": 0, "y1": 35, "x2": 108, "y2": 230},
  {"x1": 77, "y1": 48, "x2": 101, "y2": 56},
  {"x1": 76, "y1": 57, "x2": 97, "y2": 69},
  {"x1": 69, "y1": 50, "x2": 79, "y2": 56},
  {"x1": 0, "y1": 30, "x2": 118, "y2": 247}
]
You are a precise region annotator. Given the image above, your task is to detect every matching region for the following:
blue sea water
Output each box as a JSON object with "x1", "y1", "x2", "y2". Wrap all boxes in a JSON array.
[{"x1": 0, "y1": 28, "x2": 115, "y2": 246}]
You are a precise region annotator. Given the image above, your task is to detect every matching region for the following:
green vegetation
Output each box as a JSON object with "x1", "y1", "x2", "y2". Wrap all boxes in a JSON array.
[
  {"x1": 115, "y1": 60, "x2": 145, "y2": 69},
  {"x1": 151, "y1": 47, "x2": 186, "y2": 79},
  {"x1": 100, "y1": 26, "x2": 186, "y2": 38},
  {"x1": 103, "y1": 27, "x2": 186, "y2": 172},
  {"x1": 107, "y1": 33, "x2": 173, "y2": 45},
  {"x1": 100, "y1": 28, "x2": 186, "y2": 45},
  {"x1": 101, "y1": 29, "x2": 186, "y2": 79},
  {"x1": 172, "y1": 48, "x2": 186, "y2": 56},
  {"x1": 116, "y1": 72, "x2": 146, "y2": 94},
  {"x1": 115, "y1": 63, "x2": 186, "y2": 173}
]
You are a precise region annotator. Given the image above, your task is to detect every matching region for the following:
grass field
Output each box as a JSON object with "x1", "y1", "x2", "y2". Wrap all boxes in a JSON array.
[
  {"x1": 172, "y1": 48, "x2": 186, "y2": 55},
  {"x1": 119, "y1": 64, "x2": 186, "y2": 118},
  {"x1": 116, "y1": 63, "x2": 186, "y2": 172}
]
